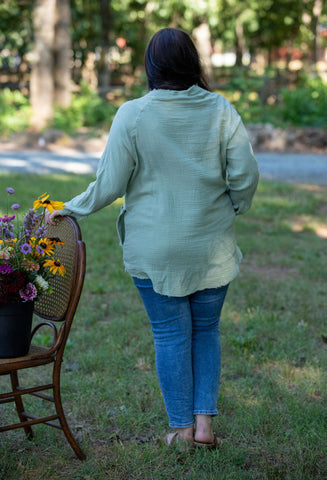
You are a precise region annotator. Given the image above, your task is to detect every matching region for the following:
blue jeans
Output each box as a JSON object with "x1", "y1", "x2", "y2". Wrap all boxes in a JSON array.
[{"x1": 133, "y1": 278, "x2": 229, "y2": 428}]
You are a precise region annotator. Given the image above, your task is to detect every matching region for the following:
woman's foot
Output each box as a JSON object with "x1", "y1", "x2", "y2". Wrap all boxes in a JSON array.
[
  {"x1": 194, "y1": 433, "x2": 222, "y2": 449},
  {"x1": 194, "y1": 414, "x2": 222, "y2": 447},
  {"x1": 165, "y1": 426, "x2": 194, "y2": 452}
]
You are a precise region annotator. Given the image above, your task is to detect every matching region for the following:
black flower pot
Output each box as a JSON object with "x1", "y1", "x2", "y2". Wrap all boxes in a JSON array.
[{"x1": 0, "y1": 301, "x2": 34, "y2": 358}]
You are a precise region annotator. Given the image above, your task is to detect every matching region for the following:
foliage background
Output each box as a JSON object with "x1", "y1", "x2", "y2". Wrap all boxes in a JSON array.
[{"x1": 0, "y1": 0, "x2": 327, "y2": 135}]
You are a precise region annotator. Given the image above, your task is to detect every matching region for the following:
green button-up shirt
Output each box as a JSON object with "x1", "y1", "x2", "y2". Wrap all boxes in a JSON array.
[{"x1": 61, "y1": 85, "x2": 259, "y2": 296}]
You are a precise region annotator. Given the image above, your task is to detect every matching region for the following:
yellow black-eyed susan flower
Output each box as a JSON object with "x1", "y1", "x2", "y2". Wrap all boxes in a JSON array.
[
  {"x1": 33, "y1": 193, "x2": 65, "y2": 213},
  {"x1": 49, "y1": 237, "x2": 65, "y2": 246},
  {"x1": 43, "y1": 258, "x2": 66, "y2": 276},
  {"x1": 37, "y1": 238, "x2": 55, "y2": 256}
]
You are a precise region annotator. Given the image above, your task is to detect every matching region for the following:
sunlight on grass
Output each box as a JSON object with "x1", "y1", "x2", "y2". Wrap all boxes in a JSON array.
[
  {"x1": 290, "y1": 215, "x2": 327, "y2": 238},
  {"x1": 112, "y1": 197, "x2": 124, "y2": 207}
]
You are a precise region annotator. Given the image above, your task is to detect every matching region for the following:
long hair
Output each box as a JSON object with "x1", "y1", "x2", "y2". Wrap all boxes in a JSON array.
[{"x1": 145, "y1": 28, "x2": 210, "y2": 91}]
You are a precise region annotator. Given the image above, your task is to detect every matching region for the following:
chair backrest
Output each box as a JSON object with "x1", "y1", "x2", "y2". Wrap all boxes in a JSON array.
[{"x1": 34, "y1": 216, "x2": 86, "y2": 331}]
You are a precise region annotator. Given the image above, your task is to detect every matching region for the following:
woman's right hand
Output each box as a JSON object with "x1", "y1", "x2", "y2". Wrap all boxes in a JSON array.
[{"x1": 45, "y1": 209, "x2": 63, "y2": 225}]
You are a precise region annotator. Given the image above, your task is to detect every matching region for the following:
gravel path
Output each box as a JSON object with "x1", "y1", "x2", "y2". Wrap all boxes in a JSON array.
[
  {"x1": 255, "y1": 152, "x2": 327, "y2": 186},
  {"x1": 0, "y1": 148, "x2": 327, "y2": 185}
]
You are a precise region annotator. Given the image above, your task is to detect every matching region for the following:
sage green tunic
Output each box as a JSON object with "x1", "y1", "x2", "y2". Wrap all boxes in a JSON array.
[{"x1": 61, "y1": 85, "x2": 259, "y2": 296}]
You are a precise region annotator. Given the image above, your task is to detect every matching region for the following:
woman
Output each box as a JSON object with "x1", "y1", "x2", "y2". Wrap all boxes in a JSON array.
[{"x1": 46, "y1": 28, "x2": 259, "y2": 450}]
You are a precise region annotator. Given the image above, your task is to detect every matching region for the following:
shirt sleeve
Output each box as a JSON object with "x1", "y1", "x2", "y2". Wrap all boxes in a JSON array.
[
  {"x1": 60, "y1": 104, "x2": 137, "y2": 220},
  {"x1": 225, "y1": 117, "x2": 259, "y2": 215}
]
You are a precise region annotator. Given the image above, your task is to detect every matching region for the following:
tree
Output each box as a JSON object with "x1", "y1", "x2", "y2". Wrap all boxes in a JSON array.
[
  {"x1": 0, "y1": 0, "x2": 33, "y2": 88},
  {"x1": 1, "y1": 0, "x2": 326, "y2": 128},
  {"x1": 30, "y1": 0, "x2": 56, "y2": 129},
  {"x1": 254, "y1": 0, "x2": 304, "y2": 62},
  {"x1": 97, "y1": 0, "x2": 113, "y2": 97},
  {"x1": 0, "y1": 1, "x2": 33, "y2": 60},
  {"x1": 30, "y1": 0, "x2": 72, "y2": 129},
  {"x1": 54, "y1": 0, "x2": 72, "y2": 107},
  {"x1": 193, "y1": 22, "x2": 213, "y2": 81},
  {"x1": 309, "y1": 0, "x2": 324, "y2": 64},
  {"x1": 215, "y1": 0, "x2": 307, "y2": 66},
  {"x1": 112, "y1": 0, "x2": 151, "y2": 72},
  {"x1": 71, "y1": 0, "x2": 113, "y2": 95}
]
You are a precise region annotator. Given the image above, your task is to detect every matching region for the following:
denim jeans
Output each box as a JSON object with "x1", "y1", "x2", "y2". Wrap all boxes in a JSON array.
[{"x1": 133, "y1": 278, "x2": 229, "y2": 428}]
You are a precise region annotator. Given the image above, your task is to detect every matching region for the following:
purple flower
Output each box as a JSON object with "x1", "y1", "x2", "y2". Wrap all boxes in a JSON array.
[
  {"x1": 0, "y1": 215, "x2": 15, "y2": 239},
  {"x1": 23, "y1": 209, "x2": 38, "y2": 239},
  {"x1": 11, "y1": 203, "x2": 20, "y2": 210},
  {"x1": 0, "y1": 263, "x2": 13, "y2": 274},
  {"x1": 6, "y1": 187, "x2": 15, "y2": 194},
  {"x1": 20, "y1": 243, "x2": 32, "y2": 255},
  {"x1": 36, "y1": 246, "x2": 43, "y2": 254},
  {"x1": 0, "y1": 215, "x2": 15, "y2": 223},
  {"x1": 36, "y1": 225, "x2": 48, "y2": 238},
  {"x1": 19, "y1": 283, "x2": 37, "y2": 301}
]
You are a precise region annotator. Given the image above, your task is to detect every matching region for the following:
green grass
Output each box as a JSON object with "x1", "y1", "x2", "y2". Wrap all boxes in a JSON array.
[{"x1": 1, "y1": 174, "x2": 327, "y2": 479}]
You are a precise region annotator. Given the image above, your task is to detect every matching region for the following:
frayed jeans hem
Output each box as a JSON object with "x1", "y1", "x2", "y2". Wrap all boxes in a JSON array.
[
  {"x1": 168, "y1": 421, "x2": 195, "y2": 429},
  {"x1": 193, "y1": 410, "x2": 218, "y2": 416}
]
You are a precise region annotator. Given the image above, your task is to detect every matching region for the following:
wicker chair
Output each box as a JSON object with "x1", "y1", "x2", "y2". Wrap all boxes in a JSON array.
[{"x1": 0, "y1": 216, "x2": 86, "y2": 460}]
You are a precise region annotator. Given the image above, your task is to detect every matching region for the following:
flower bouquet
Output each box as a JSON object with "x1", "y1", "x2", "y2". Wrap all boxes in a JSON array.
[
  {"x1": 0, "y1": 188, "x2": 66, "y2": 357},
  {"x1": 0, "y1": 188, "x2": 66, "y2": 305}
]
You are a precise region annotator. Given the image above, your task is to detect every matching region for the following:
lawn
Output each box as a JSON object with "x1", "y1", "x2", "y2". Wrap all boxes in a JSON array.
[{"x1": 0, "y1": 173, "x2": 327, "y2": 480}]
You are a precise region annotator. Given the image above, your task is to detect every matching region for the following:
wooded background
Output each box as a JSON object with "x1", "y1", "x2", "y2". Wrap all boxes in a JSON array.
[{"x1": 0, "y1": 0, "x2": 326, "y2": 130}]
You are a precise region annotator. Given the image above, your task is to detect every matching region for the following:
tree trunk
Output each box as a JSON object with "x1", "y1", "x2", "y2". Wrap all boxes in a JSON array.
[
  {"x1": 235, "y1": 15, "x2": 246, "y2": 67},
  {"x1": 30, "y1": 0, "x2": 56, "y2": 130},
  {"x1": 54, "y1": 0, "x2": 72, "y2": 107},
  {"x1": 96, "y1": 0, "x2": 112, "y2": 98},
  {"x1": 313, "y1": 0, "x2": 322, "y2": 64},
  {"x1": 192, "y1": 23, "x2": 213, "y2": 83}
]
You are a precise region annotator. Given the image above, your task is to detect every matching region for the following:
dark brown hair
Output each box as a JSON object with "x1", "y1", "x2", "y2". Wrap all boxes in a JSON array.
[{"x1": 145, "y1": 28, "x2": 210, "y2": 91}]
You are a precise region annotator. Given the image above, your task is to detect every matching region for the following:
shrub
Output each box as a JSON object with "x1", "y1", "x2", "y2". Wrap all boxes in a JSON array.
[
  {"x1": 0, "y1": 88, "x2": 31, "y2": 136},
  {"x1": 220, "y1": 68, "x2": 283, "y2": 126},
  {"x1": 220, "y1": 69, "x2": 327, "y2": 127},
  {"x1": 51, "y1": 83, "x2": 118, "y2": 132},
  {"x1": 281, "y1": 76, "x2": 327, "y2": 127}
]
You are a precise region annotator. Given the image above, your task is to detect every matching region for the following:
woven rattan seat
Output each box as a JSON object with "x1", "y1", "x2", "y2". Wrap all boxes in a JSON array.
[{"x1": 0, "y1": 216, "x2": 86, "y2": 460}]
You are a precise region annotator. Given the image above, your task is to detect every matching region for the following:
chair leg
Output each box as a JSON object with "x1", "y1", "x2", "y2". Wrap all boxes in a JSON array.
[
  {"x1": 53, "y1": 368, "x2": 86, "y2": 460},
  {"x1": 10, "y1": 371, "x2": 34, "y2": 439}
]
